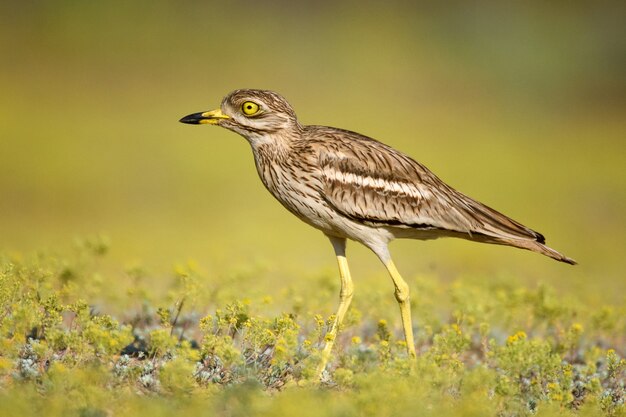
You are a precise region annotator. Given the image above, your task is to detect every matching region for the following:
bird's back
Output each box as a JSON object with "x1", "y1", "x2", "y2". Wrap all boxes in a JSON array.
[{"x1": 300, "y1": 125, "x2": 575, "y2": 264}]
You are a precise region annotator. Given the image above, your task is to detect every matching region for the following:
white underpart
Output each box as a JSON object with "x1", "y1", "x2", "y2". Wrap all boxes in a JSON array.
[{"x1": 323, "y1": 166, "x2": 432, "y2": 200}]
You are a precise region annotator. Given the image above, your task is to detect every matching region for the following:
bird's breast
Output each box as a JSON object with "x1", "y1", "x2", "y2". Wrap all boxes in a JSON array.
[{"x1": 252, "y1": 149, "x2": 338, "y2": 232}]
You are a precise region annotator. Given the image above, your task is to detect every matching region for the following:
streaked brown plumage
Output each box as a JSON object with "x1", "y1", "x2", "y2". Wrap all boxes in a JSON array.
[{"x1": 180, "y1": 88, "x2": 575, "y2": 377}]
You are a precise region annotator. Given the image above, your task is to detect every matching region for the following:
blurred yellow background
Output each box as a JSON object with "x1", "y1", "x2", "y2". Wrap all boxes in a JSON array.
[{"x1": 1, "y1": 1, "x2": 624, "y2": 304}]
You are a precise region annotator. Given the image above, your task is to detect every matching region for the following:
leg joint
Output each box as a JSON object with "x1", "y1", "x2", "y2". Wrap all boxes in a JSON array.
[{"x1": 394, "y1": 281, "x2": 410, "y2": 303}]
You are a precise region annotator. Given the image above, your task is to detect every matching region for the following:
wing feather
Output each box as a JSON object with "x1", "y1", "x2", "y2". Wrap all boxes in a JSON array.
[{"x1": 311, "y1": 126, "x2": 543, "y2": 242}]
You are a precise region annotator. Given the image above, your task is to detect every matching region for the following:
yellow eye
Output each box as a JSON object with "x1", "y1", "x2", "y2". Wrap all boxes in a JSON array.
[{"x1": 241, "y1": 101, "x2": 260, "y2": 116}]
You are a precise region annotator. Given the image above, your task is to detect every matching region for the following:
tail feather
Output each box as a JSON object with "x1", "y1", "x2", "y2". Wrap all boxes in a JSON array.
[
  {"x1": 510, "y1": 239, "x2": 577, "y2": 265},
  {"x1": 419, "y1": 182, "x2": 576, "y2": 264},
  {"x1": 487, "y1": 236, "x2": 577, "y2": 265},
  {"x1": 453, "y1": 195, "x2": 576, "y2": 264}
]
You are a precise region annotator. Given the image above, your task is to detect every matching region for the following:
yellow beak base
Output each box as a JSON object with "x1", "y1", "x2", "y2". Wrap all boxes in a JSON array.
[{"x1": 179, "y1": 109, "x2": 230, "y2": 125}]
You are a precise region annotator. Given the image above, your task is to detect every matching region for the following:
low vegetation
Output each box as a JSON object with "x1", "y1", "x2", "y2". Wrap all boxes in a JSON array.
[{"x1": 1, "y1": 238, "x2": 624, "y2": 417}]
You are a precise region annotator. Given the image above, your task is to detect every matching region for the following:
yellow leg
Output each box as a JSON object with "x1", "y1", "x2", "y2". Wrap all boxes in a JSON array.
[
  {"x1": 317, "y1": 236, "x2": 354, "y2": 378},
  {"x1": 384, "y1": 259, "x2": 416, "y2": 359}
]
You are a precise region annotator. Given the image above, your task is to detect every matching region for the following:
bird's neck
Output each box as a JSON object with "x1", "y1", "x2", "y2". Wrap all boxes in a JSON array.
[
  {"x1": 249, "y1": 135, "x2": 291, "y2": 161},
  {"x1": 249, "y1": 138, "x2": 294, "y2": 199},
  {"x1": 244, "y1": 126, "x2": 301, "y2": 156}
]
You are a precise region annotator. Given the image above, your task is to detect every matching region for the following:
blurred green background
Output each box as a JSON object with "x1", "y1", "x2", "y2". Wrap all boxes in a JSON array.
[{"x1": 1, "y1": 1, "x2": 624, "y2": 305}]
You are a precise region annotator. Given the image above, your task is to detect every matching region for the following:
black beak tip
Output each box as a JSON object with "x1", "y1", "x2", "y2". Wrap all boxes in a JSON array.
[{"x1": 179, "y1": 112, "x2": 203, "y2": 124}]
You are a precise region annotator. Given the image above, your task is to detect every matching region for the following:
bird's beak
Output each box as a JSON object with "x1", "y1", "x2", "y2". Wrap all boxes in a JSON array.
[{"x1": 179, "y1": 109, "x2": 230, "y2": 125}]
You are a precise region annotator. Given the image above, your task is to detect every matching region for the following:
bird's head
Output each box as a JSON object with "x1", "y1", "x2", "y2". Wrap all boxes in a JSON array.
[{"x1": 180, "y1": 89, "x2": 301, "y2": 142}]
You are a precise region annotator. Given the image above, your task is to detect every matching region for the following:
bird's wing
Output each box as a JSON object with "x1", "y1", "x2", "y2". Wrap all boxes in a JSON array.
[{"x1": 313, "y1": 127, "x2": 544, "y2": 242}]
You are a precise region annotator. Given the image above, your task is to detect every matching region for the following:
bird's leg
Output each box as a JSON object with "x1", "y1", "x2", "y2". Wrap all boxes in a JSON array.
[
  {"x1": 317, "y1": 236, "x2": 354, "y2": 378},
  {"x1": 384, "y1": 259, "x2": 417, "y2": 359}
]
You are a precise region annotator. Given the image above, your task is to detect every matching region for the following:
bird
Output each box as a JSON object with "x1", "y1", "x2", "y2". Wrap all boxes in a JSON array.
[{"x1": 179, "y1": 89, "x2": 576, "y2": 377}]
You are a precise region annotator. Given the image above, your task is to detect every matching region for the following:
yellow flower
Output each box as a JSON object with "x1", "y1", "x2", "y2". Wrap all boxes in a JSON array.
[
  {"x1": 506, "y1": 331, "x2": 527, "y2": 344},
  {"x1": 570, "y1": 323, "x2": 584, "y2": 334}
]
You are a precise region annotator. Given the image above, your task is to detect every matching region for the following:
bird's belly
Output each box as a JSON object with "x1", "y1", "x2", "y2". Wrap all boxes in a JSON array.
[
  {"x1": 260, "y1": 172, "x2": 394, "y2": 244},
  {"x1": 267, "y1": 180, "x2": 337, "y2": 231},
  {"x1": 256, "y1": 170, "x2": 335, "y2": 231}
]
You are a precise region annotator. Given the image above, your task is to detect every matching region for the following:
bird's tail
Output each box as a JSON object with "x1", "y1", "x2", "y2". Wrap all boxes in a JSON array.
[
  {"x1": 452, "y1": 193, "x2": 577, "y2": 265},
  {"x1": 479, "y1": 235, "x2": 577, "y2": 265},
  {"x1": 509, "y1": 239, "x2": 576, "y2": 265}
]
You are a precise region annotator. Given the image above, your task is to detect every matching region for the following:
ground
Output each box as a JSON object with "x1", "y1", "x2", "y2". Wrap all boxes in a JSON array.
[{"x1": 1, "y1": 238, "x2": 624, "y2": 417}]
